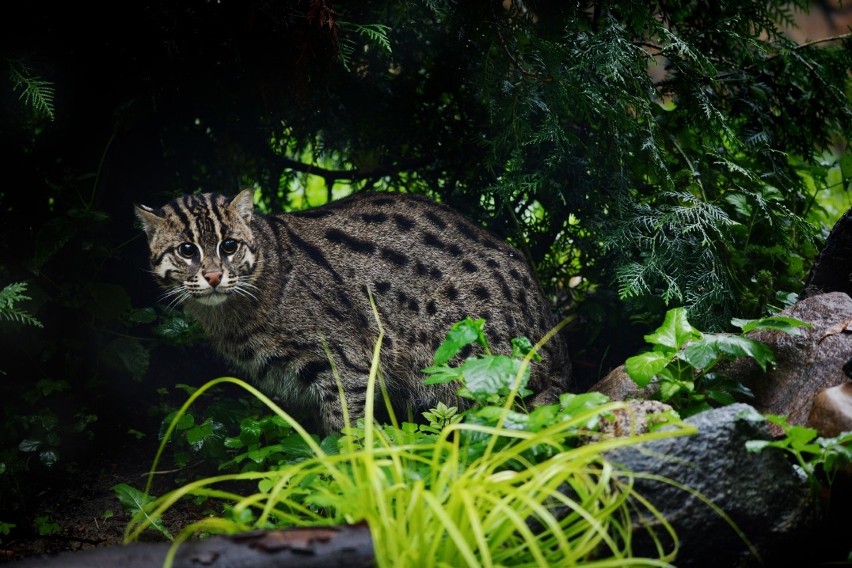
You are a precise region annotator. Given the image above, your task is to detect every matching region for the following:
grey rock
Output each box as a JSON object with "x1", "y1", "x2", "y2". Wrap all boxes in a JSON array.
[
  {"x1": 588, "y1": 364, "x2": 657, "y2": 401},
  {"x1": 724, "y1": 292, "x2": 852, "y2": 426},
  {"x1": 606, "y1": 404, "x2": 818, "y2": 567}
]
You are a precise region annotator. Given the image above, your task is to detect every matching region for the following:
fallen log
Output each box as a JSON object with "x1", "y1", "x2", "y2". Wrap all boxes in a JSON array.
[{"x1": 14, "y1": 523, "x2": 375, "y2": 568}]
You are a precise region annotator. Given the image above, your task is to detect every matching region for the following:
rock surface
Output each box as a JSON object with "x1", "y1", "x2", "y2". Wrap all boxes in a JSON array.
[
  {"x1": 726, "y1": 292, "x2": 852, "y2": 426},
  {"x1": 606, "y1": 404, "x2": 818, "y2": 567},
  {"x1": 593, "y1": 293, "x2": 852, "y2": 430},
  {"x1": 807, "y1": 381, "x2": 852, "y2": 438}
]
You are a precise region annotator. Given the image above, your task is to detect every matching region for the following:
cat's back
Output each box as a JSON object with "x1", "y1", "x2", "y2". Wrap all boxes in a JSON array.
[
  {"x1": 284, "y1": 193, "x2": 535, "y2": 298},
  {"x1": 264, "y1": 192, "x2": 570, "y2": 383}
]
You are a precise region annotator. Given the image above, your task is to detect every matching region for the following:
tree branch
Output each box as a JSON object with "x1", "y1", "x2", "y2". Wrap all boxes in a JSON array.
[{"x1": 274, "y1": 154, "x2": 436, "y2": 183}]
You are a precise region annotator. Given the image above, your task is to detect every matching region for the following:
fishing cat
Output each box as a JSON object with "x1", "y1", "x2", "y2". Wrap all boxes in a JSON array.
[{"x1": 136, "y1": 190, "x2": 572, "y2": 433}]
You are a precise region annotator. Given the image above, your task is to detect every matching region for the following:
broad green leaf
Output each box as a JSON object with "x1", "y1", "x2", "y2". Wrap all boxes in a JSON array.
[
  {"x1": 460, "y1": 355, "x2": 526, "y2": 396},
  {"x1": 433, "y1": 317, "x2": 487, "y2": 365},
  {"x1": 186, "y1": 420, "x2": 216, "y2": 447},
  {"x1": 731, "y1": 316, "x2": 812, "y2": 335},
  {"x1": 474, "y1": 406, "x2": 529, "y2": 430},
  {"x1": 113, "y1": 483, "x2": 154, "y2": 512},
  {"x1": 625, "y1": 351, "x2": 672, "y2": 387},
  {"x1": 684, "y1": 334, "x2": 775, "y2": 371},
  {"x1": 558, "y1": 391, "x2": 610, "y2": 416},
  {"x1": 239, "y1": 417, "x2": 262, "y2": 446},
  {"x1": 112, "y1": 483, "x2": 173, "y2": 540},
  {"x1": 644, "y1": 307, "x2": 702, "y2": 350},
  {"x1": 679, "y1": 338, "x2": 722, "y2": 370}
]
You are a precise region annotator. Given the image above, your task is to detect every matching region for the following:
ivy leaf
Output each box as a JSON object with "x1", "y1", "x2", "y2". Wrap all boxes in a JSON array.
[
  {"x1": 625, "y1": 351, "x2": 672, "y2": 387},
  {"x1": 644, "y1": 308, "x2": 702, "y2": 350}
]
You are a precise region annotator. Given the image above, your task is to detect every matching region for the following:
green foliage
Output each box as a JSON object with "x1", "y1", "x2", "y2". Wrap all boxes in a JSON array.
[
  {"x1": 745, "y1": 414, "x2": 852, "y2": 490},
  {"x1": 0, "y1": 282, "x2": 41, "y2": 328},
  {"x1": 423, "y1": 317, "x2": 534, "y2": 403},
  {"x1": 625, "y1": 307, "x2": 810, "y2": 415},
  {"x1": 32, "y1": 515, "x2": 61, "y2": 536},
  {"x1": 120, "y1": 351, "x2": 694, "y2": 567},
  {"x1": 337, "y1": 22, "x2": 392, "y2": 71},
  {"x1": 7, "y1": 59, "x2": 55, "y2": 120},
  {"x1": 113, "y1": 483, "x2": 173, "y2": 540}
]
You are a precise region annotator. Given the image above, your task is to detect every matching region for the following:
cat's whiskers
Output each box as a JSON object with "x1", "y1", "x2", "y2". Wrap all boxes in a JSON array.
[
  {"x1": 232, "y1": 282, "x2": 260, "y2": 302},
  {"x1": 160, "y1": 285, "x2": 191, "y2": 309}
]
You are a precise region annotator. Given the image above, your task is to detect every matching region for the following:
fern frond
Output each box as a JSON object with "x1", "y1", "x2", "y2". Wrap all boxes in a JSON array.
[{"x1": 8, "y1": 59, "x2": 55, "y2": 120}]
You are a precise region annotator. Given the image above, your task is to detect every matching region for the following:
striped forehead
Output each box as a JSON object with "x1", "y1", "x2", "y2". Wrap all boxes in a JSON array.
[{"x1": 169, "y1": 194, "x2": 231, "y2": 243}]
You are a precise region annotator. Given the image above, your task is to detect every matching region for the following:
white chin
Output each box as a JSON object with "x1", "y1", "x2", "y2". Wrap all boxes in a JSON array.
[{"x1": 194, "y1": 293, "x2": 229, "y2": 306}]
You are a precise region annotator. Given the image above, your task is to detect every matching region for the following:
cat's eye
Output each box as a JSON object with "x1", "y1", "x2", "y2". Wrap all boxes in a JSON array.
[
  {"x1": 220, "y1": 238, "x2": 239, "y2": 255},
  {"x1": 177, "y1": 242, "x2": 198, "y2": 258}
]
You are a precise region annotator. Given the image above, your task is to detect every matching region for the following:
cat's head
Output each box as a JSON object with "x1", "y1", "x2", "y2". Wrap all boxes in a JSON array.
[{"x1": 135, "y1": 190, "x2": 259, "y2": 307}]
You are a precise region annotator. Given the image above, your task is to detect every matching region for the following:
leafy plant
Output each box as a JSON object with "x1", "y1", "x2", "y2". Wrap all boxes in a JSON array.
[
  {"x1": 0, "y1": 282, "x2": 42, "y2": 328},
  {"x1": 625, "y1": 307, "x2": 811, "y2": 416},
  {"x1": 423, "y1": 316, "x2": 537, "y2": 405},
  {"x1": 124, "y1": 383, "x2": 694, "y2": 567},
  {"x1": 32, "y1": 515, "x2": 61, "y2": 536},
  {"x1": 745, "y1": 414, "x2": 852, "y2": 489},
  {"x1": 113, "y1": 483, "x2": 174, "y2": 541},
  {"x1": 7, "y1": 59, "x2": 55, "y2": 120},
  {"x1": 118, "y1": 314, "x2": 698, "y2": 567}
]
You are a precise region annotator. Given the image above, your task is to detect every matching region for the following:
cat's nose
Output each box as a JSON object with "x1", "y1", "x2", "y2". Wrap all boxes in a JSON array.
[{"x1": 203, "y1": 270, "x2": 223, "y2": 287}]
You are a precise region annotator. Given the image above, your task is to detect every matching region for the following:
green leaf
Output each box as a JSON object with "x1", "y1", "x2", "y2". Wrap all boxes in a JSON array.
[
  {"x1": 128, "y1": 307, "x2": 157, "y2": 324},
  {"x1": 624, "y1": 351, "x2": 672, "y2": 387},
  {"x1": 558, "y1": 391, "x2": 611, "y2": 416},
  {"x1": 186, "y1": 420, "x2": 216, "y2": 447},
  {"x1": 644, "y1": 308, "x2": 702, "y2": 350},
  {"x1": 511, "y1": 336, "x2": 541, "y2": 361},
  {"x1": 112, "y1": 483, "x2": 173, "y2": 540},
  {"x1": 731, "y1": 316, "x2": 812, "y2": 335},
  {"x1": 101, "y1": 336, "x2": 150, "y2": 380},
  {"x1": 433, "y1": 317, "x2": 487, "y2": 365},
  {"x1": 459, "y1": 355, "x2": 526, "y2": 397},
  {"x1": 422, "y1": 365, "x2": 463, "y2": 385},
  {"x1": 745, "y1": 440, "x2": 771, "y2": 453},
  {"x1": 679, "y1": 338, "x2": 722, "y2": 370},
  {"x1": 473, "y1": 406, "x2": 529, "y2": 430},
  {"x1": 689, "y1": 334, "x2": 775, "y2": 371}
]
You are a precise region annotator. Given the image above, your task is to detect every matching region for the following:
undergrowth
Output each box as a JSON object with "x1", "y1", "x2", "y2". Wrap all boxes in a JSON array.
[{"x1": 119, "y1": 314, "x2": 698, "y2": 567}]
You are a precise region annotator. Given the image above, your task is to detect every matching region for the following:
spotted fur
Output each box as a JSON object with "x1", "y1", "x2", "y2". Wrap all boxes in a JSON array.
[{"x1": 136, "y1": 190, "x2": 572, "y2": 433}]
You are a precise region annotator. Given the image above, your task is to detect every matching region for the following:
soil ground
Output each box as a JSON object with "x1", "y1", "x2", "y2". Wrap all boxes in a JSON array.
[{"x1": 0, "y1": 441, "x2": 209, "y2": 563}]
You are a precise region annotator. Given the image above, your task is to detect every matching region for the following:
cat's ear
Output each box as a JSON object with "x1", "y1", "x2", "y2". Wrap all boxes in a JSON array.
[
  {"x1": 229, "y1": 189, "x2": 255, "y2": 224},
  {"x1": 134, "y1": 204, "x2": 164, "y2": 239}
]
